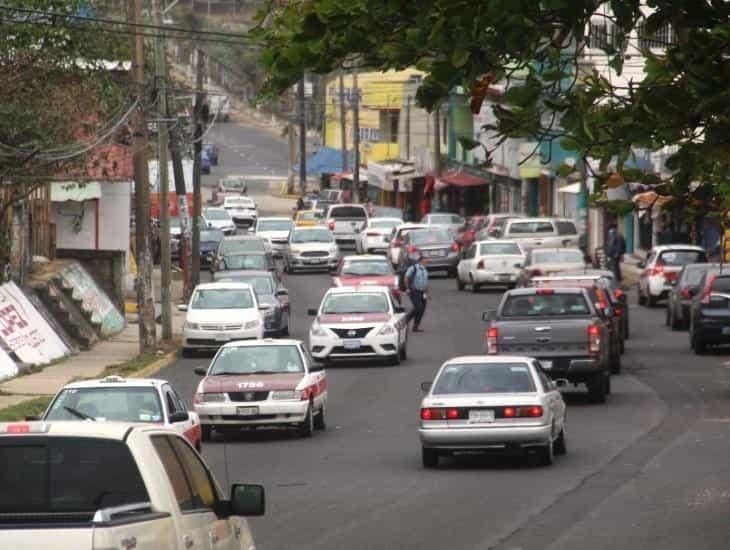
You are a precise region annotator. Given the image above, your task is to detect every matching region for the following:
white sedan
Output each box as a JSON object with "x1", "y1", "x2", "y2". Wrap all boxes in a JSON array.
[
  {"x1": 223, "y1": 196, "x2": 258, "y2": 229},
  {"x1": 179, "y1": 282, "x2": 268, "y2": 356},
  {"x1": 457, "y1": 240, "x2": 526, "y2": 291},
  {"x1": 308, "y1": 286, "x2": 408, "y2": 365},
  {"x1": 203, "y1": 206, "x2": 237, "y2": 235},
  {"x1": 419, "y1": 356, "x2": 566, "y2": 468},
  {"x1": 355, "y1": 217, "x2": 403, "y2": 254}
]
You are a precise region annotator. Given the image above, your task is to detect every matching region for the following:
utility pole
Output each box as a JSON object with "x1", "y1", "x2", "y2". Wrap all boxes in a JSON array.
[
  {"x1": 352, "y1": 68, "x2": 361, "y2": 201},
  {"x1": 339, "y1": 71, "x2": 347, "y2": 172},
  {"x1": 153, "y1": 0, "x2": 171, "y2": 340},
  {"x1": 287, "y1": 120, "x2": 297, "y2": 195},
  {"x1": 433, "y1": 103, "x2": 442, "y2": 176},
  {"x1": 169, "y1": 127, "x2": 191, "y2": 298},
  {"x1": 191, "y1": 48, "x2": 205, "y2": 290},
  {"x1": 404, "y1": 95, "x2": 411, "y2": 160},
  {"x1": 297, "y1": 77, "x2": 307, "y2": 194},
  {"x1": 128, "y1": 0, "x2": 156, "y2": 351}
]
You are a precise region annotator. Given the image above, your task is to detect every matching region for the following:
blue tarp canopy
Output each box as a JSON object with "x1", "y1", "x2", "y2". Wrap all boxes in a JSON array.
[{"x1": 306, "y1": 147, "x2": 352, "y2": 175}]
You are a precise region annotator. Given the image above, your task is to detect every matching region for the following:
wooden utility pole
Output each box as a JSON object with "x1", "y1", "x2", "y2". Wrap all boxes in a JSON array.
[
  {"x1": 339, "y1": 71, "x2": 348, "y2": 172},
  {"x1": 433, "y1": 103, "x2": 442, "y2": 176},
  {"x1": 297, "y1": 78, "x2": 307, "y2": 194},
  {"x1": 169, "y1": 127, "x2": 191, "y2": 298},
  {"x1": 153, "y1": 0, "x2": 171, "y2": 340},
  {"x1": 352, "y1": 69, "x2": 361, "y2": 200},
  {"x1": 128, "y1": 0, "x2": 156, "y2": 351},
  {"x1": 404, "y1": 95, "x2": 411, "y2": 160},
  {"x1": 287, "y1": 121, "x2": 297, "y2": 195},
  {"x1": 191, "y1": 48, "x2": 205, "y2": 290}
]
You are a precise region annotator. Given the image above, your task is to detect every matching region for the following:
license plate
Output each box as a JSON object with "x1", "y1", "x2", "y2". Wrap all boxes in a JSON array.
[
  {"x1": 343, "y1": 339, "x2": 361, "y2": 350},
  {"x1": 306, "y1": 259, "x2": 324, "y2": 264},
  {"x1": 215, "y1": 333, "x2": 230, "y2": 342},
  {"x1": 540, "y1": 360, "x2": 553, "y2": 370},
  {"x1": 237, "y1": 406, "x2": 258, "y2": 416},
  {"x1": 425, "y1": 250, "x2": 443, "y2": 257},
  {"x1": 722, "y1": 327, "x2": 730, "y2": 336},
  {"x1": 498, "y1": 274, "x2": 512, "y2": 281},
  {"x1": 468, "y1": 410, "x2": 495, "y2": 423}
]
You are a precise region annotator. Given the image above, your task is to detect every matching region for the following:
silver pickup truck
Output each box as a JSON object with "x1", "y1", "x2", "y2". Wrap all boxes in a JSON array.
[
  {"x1": 489, "y1": 217, "x2": 579, "y2": 251},
  {"x1": 483, "y1": 287, "x2": 612, "y2": 403}
]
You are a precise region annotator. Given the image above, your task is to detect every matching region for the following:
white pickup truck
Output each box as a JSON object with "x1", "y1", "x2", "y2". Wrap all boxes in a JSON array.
[
  {"x1": 325, "y1": 204, "x2": 369, "y2": 247},
  {"x1": 0, "y1": 421, "x2": 264, "y2": 550}
]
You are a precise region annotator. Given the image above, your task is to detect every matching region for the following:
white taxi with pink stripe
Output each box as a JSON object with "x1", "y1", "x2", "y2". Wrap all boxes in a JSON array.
[
  {"x1": 308, "y1": 285, "x2": 409, "y2": 365},
  {"x1": 193, "y1": 339, "x2": 327, "y2": 439},
  {"x1": 41, "y1": 376, "x2": 202, "y2": 451}
]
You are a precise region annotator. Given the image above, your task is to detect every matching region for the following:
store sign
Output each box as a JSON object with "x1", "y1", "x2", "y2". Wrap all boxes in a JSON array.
[{"x1": 0, "y1": 282, "x2": 70, "y2": 365}]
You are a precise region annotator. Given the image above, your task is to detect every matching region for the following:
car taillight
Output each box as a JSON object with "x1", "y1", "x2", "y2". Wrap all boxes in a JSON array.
[
  {"x1": 503, "y1": 406, "x2": 543, "y2": 418},
  {"x1": 701, "y1": 275, "x2": 717, "y2": 304},
  {"x1": 446, "y1": 408, "x2": 460, "y2": 419},
  {"x1": 529, "y1": 269, "x2": 543, "y2": 277},
  {"x1": 614, "y1": 305, "x2": 623, "y2": 317},
  {"x1": 650, "y1": 260, "x2": 664, "y2": 277},
  {"x1": 680, "y1": 287, "x2": 692, "y2": 299},
  {"x1": 486, "y1": 327, "x2": 498, "y2": 354},
  {"x1": 664, "y1": 271, "x2": 678, "y2": 282},
  {"x1": 407, "y1": 245, "x2": 418, "y2": 254},
  {"x1": 450, "y1": 242, "x2": 459, "y2": 252},
  {"x1": 588, "y1": 324, "x2": 601, "y2": 356},
  {"x1": 328, "y1": 220, "x2": 335, "y2": 230},
  {"x1": 366, "y1": 231, "x2": 379, "y2": 237},
  {"x1": 476, "y1": 259, "x2": 485, "y2": 270},
  {"x1": 421, "y1": 408, "x2": 462, "y2": 420}
]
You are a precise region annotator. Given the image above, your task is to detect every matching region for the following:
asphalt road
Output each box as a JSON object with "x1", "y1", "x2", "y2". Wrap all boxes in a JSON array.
[{"x1": 162, "y1": 120, "x2": 730, "y2": 549}]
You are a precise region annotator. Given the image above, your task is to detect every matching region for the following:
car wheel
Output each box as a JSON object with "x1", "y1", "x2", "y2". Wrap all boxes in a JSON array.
[
  {"x1": 554, "y1": 427, "x2": 567, "y2": 456},
  {"x1": 670, "y1": 309, "x2": 681, "y2": 331},
  {"x1": 299, "y1": 404, "x2": 314, "y2": 438},
  {"x1": 665, "y1": 305, "x2": 671, "y2": 326},
  {"x1": 281, "y1": 315, "x2": 290, "y2": 337},
  {"x1": 389, "y1": 351, "x2": 401, "y2": 366},
  {"x1": 447, "y1": 267, "x2": 457, "y2": 278},
  {"x1": 457, "y1": 277, "x2": 465, "y2": 291},
  {"x1": 399, "y1": 337, "x2": 408, "y2": 361},
  {"x1": 539, "y1": 438, "x2": 554, "y2": 466},
  {"x1": 647, "y1": 294, "x2": 657, "y2": 308},
  {"x1": 201, "y1": 425, "x2": 211, "y2": 443},
  {"x1": 422, "y1": 447, "x2": 439, "y2": 468},
  {"x1": 694, "y1": 331, "x2": 707, "y2": 355},
  {"x1": 588, "y1": 373, "x2": 607, "y2": 403},
  {"x1": 472, "y1": 280, "x2": 481, "y2": 293},
  {"x1": 181, "y1": 348, "x2": 193, "y2": 359},
  {"x1": 314, "y1": 403, "x2": 326, "y2": 430},
  {"x1": 610, "y1": 347, "x2": 621, "y2": 374},
  {"x1": 638, "y1": 289, "x2": 646, "y2": 306}
]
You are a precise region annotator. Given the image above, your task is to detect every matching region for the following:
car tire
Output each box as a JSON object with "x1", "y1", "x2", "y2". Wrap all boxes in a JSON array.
[
  {"x1": 181, "y1": 348, "x2": 193, "y2": 359},
  {"x1": 638, "y1": 289, "x2": 646, "y2": 306},
  {"x1": 457, "y1": 277, "x2": 465, "y2": 291},
  {"x1": 201, "y1": 425, "x2": 211, "y2": 443},
  {"x1": 314, "y1": 403, "x2": 326, "y2": 430},
  {"x1": 665, "y1": 306, "x2": 671, "y2": 326},
  {"x1": 281, "y1": 315, "x2": 290, "y2": 337},
  {"x1": 588, "y1": 373, "x2": 607, "y2": 403},
  {"x1": 422, "y1": 447, "x2": 439, "y2": 469},
  {"x1": 647, "y1": 294, "x2": 657, "y2": 308},
  {"x1": 447, "y1": 267, "x2": 457, "y2": 278},
  {"x1": 610, "y1": 348, "x2": 621, "y2": 374},
  {"x1": 299, "y1": 404, "x2": 314, "y2": 438},
  {"x1": 539, "y1": 438, "x2": 554, "y2": 466},
  {"x1": 472, "y1": 281, "x2": 481, "y2": 293},
  {"x1": 694, "y1": 331, "x2": 707, "y2": 355},
  {"x1": 670, "y1": 309, "x2": 681, "y2": 331},
  {"x1": 554, "y1": 428, "x2": 567, "y2": 456},
  {"x1": 389, "y1": 351, "x2": 401, "y2": 366},
  {"x1": 399, "y1": 338, "x2": 408, "y2": 361}
]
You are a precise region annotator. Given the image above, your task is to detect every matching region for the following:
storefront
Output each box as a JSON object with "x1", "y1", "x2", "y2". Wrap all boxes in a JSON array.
[
  {"x1": 367, "y1": 160, "x2": 423, "y2": 221},
  {"x1": 434, "y1": 168, "x2": 490, "y2": 215}
]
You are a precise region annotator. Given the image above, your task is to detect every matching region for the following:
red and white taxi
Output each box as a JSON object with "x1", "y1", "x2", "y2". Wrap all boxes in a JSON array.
[
  {"x1": 308, "y1": 285, "x2": 408, "y2": 365},
  {"x1": 41, "y1": 376, "x2": 202, "y2": 450},
  {"x1": 193, "y1": 339, "x2": 327, "y2": 439},
  {"x1": 332, "y1": 254, "x2": 401, "y2": 301}
]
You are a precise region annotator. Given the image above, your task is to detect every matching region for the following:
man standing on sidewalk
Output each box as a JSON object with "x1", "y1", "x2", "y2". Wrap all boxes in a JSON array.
[
  {"x1": 607, "y1": 224, "x2": 627, "y2": 282},
  {"x1": 404, "y1": 255, "x2": 429, "y2": 332}
]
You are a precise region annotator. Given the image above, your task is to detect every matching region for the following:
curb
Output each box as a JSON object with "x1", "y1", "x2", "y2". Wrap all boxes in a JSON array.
[{"x1": 135, "y1": 349, "x2": 180, "y2": 379}]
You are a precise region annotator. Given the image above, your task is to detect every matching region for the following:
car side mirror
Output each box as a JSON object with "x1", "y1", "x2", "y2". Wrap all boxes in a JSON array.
[
  {"x1": 420, "y1": 381, "x2": 432, "y2": 392},
  {"x1": 555, "y1": 379, "x2": 568, "y2": 388},
  {"x1": 177, "y1": 304, "x2": 188, "y2": 312},
  {"x1": 228, "y1": 484, "x2": 265, "y2": 517},
  {"x1": 395, "y1": 306, "x2": 406, "y2": 314},
  {"x1": 169, "y1": 411, "x2": 189, "y2": 423},
  {"x1": 637, "y1": 261, "x2": 645, "y2": 269},
  {"x1": 307, "y1": 308, "x2": 318, "y2": 316},
  {"x1": 482, "y1": 310, "x2": 496, "y2": 322},
  {"x1": 194, "y1": 367, "x2": 207, "y2": 376}
]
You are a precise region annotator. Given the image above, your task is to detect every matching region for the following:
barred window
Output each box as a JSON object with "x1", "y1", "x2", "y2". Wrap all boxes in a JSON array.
[
  {"x1": 588, "y1": 23, "x2": 609, "y2": 49},
  {"x1": 638, "y1": 21, "x2": 674, "y2": 49}
]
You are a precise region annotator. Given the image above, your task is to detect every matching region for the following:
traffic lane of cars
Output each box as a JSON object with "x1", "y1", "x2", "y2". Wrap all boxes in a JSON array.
[{"x1": 155, "y1": 273, "x2": 666, "y2": 550}]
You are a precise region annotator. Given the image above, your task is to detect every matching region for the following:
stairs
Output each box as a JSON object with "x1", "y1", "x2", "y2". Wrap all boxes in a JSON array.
[{"x1": 36, "y1": 282, "x2": 98, "y2": 350}]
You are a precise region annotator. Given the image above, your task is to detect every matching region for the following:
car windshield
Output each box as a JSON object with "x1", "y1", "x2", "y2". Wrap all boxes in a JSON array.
[
  {"x1": 191, "y1": 288, "x2": 254, "y2": 309},
  {"x1": 330, "y1": 206, "x2": 367, "y2": 219},
  {"x1": 222, "y1": 180, "x2": 243, "y2": 191},
  {"x1": 204, "y1": 209, "x2": 230, "y2": 221},
  {"x1": 411, "y1": 229, "x2": 452, "y2": 245},
  {"x1": 532, "y1": 250, "x2": 583, "y2": 263},
  {"x1": 220, "y1": 238, "x2": 266, "y2": 254},
  {"x1": 44, "y1": 387, "x2": 164, "y2": 423},
  {"x1": 480, "y1": 242, "x2": 522, "y2": 255},
  {"x1": 200, "y1": 229, "x2": 224, "y2": 243},
  {"x1": 659, "y1": 250, "x2": 705, "y2": 266},
  {"x1": 342, "y1": 260, "x2": 392, "y2": 276},
  {"x1": 258, "y1": 219, "x2": 293, "y2": 231},
  {"x1": 210, "y1": 345, "x2": 304, "y2": 375},
  {"x1": 321, "y1": 293, "x2": 389, "y2": 314},
  {"x1": 370, "y1": 219, "x2": 401, "y2": 230},
  {"x1": 291, "y1": 229, "x2": 333, "y2": 243},
  {"x1": 502, "y1": 293, "x2": 590, "y2": 317},
  {"x1": 433, "y1": 363, "x2": 536, "y2": 395},
  {"x1": 217, "y1": 275, "x2": 274, "y2": 295},
  {"x1": 221, "y1": 254, "x2": 267, "y2": 270},
  {"x1": 0, "y1": 437, "x2": 149, "y2": 515}
]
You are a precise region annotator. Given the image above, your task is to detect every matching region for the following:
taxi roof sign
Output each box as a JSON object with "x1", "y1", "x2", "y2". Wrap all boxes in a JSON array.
[{"x1": 0, "y1": 422, "x2": 50, "y2": 434}]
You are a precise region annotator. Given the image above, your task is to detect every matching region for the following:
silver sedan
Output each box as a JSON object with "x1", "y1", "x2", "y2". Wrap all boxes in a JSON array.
[{"x1": 419, "y1": 355, "x2": 567, "y2": 468}]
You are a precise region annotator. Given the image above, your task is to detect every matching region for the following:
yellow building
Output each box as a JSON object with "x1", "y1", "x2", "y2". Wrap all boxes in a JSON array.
[{"x1": 324, "y1": 69, "x2": 424, "y2": 166}]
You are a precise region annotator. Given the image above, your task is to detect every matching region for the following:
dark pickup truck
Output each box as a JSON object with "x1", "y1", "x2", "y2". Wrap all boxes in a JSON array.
[{"x1": 483, "y1": 287, "x2": 613, "y2": 403}]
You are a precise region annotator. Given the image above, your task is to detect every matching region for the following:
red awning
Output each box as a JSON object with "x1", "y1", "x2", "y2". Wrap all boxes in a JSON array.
[
  {"x1": 438, "y1": 170, "x2": 489, "y2": 187},
  {"x1": 424, "y1": 175, "x2": 436, "y2": 195}
]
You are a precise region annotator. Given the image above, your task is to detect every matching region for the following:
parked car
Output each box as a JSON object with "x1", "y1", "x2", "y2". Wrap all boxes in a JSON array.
[
  {"x1": 193, "y1": 339, "x2": 327, "y2": 439},
  {"x1": 202, "y1": 142, "x2": 219, "y2": 165},
  {"x1": 255, "y1": 217, "x2": 295, "y2": 257},
  {"x1": 483, "y1": 287, "x2": 613, "y2": 402},
  {"x1": 199, "y1": 227, "x2": 224, "y2": 267},
  {"x1": 638, "y1": 245, "x2": 707, "y2": 307},
  {"x1": 387, "y1": 223, "x2": 427, "y2": 268},
  {"x1": 516, "y1": 247, "x2": 588, "y2": 286},
  {"x1": 355, "y1": 217, "x2": 403, "y2": 254},
  {"x1": 179, "y1": 282, "x2": 268, "y2": 356},
  {"x1": 421, "y1": 212, "x2": 465, "y2": 234},
  {"x1": 202, "y1": 206, "x2": 236, "y2": 235},
  {"x1": 332, "y1": 254, "x2": 400, "y2": 301},
  {"x1": 325, "y1": 204, "x2": 369, "y2": 247},
  {"x1": 295, "y1": 209, "x2": 324, "y2": 227},
  {"x1": 457, "y1": 240, "x2": 526, "y2": 291},
  {"x1": 223, "y1": 195, "x2": 258, "y2": 229},
  {"x1": 488, "y1": 217, "x2": 579, "y2": 251},
  {"x1": 212, "y1": 234, "x2": 273, "y2": 273},
  {"x1": 689, "y1": 271, "x2": 730, "y2": 354},
  {"x1": 419, "y1": 355, "x2": 567, "y2": 468},
  {"x1": 214, "y1": 270, "x2": 291, "y2": 336},
  {"x1": 0, "y1": 422, "x2": 264, "y2": 549},
  {"x1": 397, "y1": 227, "x2": 460, "y2": 276},
  {"x1": 201, "y1": 149, "x2": 212, "y2": 174},
  {"x1": 667, "y1": 263, "x2": 720, "y2": 330},
  {"x1": 41, "y1": 375, "x2": 202, "y2": 450},
  {"x1": 285, "y1": 226, "x2": 339, "y2": 273}
]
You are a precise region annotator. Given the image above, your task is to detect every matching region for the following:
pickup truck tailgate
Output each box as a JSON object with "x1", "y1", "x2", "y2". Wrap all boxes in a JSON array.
[
  {"x1": 4, "y1": 528, "x2": 92, "y2": 549},
  {"x1": 496, "y1": 318, "x2": 592, "y2": 356}
]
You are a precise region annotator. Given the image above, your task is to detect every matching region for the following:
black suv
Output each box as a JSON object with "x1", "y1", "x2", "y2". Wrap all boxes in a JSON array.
[{"x1": 690, "y1": 272, "x2": 730, "y2": 354}]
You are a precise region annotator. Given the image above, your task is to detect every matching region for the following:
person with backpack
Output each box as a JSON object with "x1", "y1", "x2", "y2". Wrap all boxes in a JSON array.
[{"x1": 404, "y1": 255, "x2": 429, "y2": 332}]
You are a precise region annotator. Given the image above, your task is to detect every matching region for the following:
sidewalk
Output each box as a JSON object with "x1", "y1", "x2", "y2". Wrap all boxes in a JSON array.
[{"x1": 621, "y1": 255, "x2": 643, "y2": 287}]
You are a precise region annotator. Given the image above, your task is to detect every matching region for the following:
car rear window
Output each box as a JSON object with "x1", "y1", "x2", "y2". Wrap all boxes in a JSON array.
[
  {"x1": 0, "y1": 437, "x2": 149, "y2": 515},
  {"x1": 411, "y1": 229, "x2": 452, "y2": 244},
  {"x1": 330, "y1": 206, "x2": 367, "y2": 219},
  {"x1": 220, "y1": 238, "x2": 266, "y2": 254},
  {"x1": 342, "y1": 259, "x2": 392, "y2": 276},
  {"x1": 221, "y1": 254, "x2": 267, "y2": 271},
  {"x1": 659, "y1": 250, "x2": 705, "y2": 266},
  {"x1": 509, "y1": 221, "x2": 555, "y2": 234},
  {"x1": 479, "y1": 242, "x2": 522, "y2": 255},
  {"x1": 532, "y1": 249, "x2": 584, "y2": 263},
  {"x1": 433, "y1": 363, "x2": 536, "y2": 395},
  {"x1": 710, "y1": 276, "x2": 730, "y2": 293},
  {"x1": 501, "y1": 293, "x2": 591, "y2": 317},
  {"x1": 45, "y1": 387, "x2": 163, "y2": 423},
  {"x1": 555, "y1": 221, "x2": 578, "y2": 235},
  {"x1": 682, "y1": 265, "x2": 710, "y2": 285}
]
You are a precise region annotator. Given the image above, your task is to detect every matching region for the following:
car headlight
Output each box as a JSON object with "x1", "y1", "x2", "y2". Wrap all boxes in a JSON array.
[
  {"x1": 184, "y1": 322, "x2": 200, "y2": 330},
  {"x1": 271, "y1": 390, "x2": 303, "y2": 400},
  {"x1": 378, "y1": 324, "x2": 397, "y2": 336},
  {"x1": 199, "y1": 392, "x2": 225, "y2": 402},
  {"x1": 289, "y1": 247, "x2": 301, "y2": 255},
  {"x1": 310, "y1": 322, "x2": 328, "y2": 337},
  {"x1": 244, "y1": 319, "x2": 261, "y2": 329}
]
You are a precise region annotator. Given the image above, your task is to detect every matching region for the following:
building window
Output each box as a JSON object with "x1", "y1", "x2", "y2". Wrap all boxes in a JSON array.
[
  {"x1": 588, "y1": 22, "x2": 609, "y2": 49},
  {"x1": 379, "y1": 110, "x2": 399, "y2": 143},
  {"x1": 637, "y1": 21, "x2": 674, "y2": 50}
]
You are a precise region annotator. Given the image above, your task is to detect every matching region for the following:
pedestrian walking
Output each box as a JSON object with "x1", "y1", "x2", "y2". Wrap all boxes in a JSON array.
[
  {"x1": 607, "y1": 224, "x2": 627, "y2": 282},
  {"x1": 296, "y1": 196, "x2": 305, "y2": 211},
  {"x1": 404, "y1": 255, "x2": 429, "y2": 332}
]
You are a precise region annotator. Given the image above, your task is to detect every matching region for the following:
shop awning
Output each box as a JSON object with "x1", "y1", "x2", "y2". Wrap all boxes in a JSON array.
[
  {"x1": 51, "y1": 181, "x2": 102, "y2": 202},
  {"x1": 306, "y1": 146, "x2": 352, "y2": 175},
  {"x1": 633, "y1": 191, "x2": 672, "y2": 209},
  {"x1": 558, "y1": 182, "x2": 581, "y2": 194},
  {"x1": 437, "y1": 170, "x2": 489, "y2": 188}
]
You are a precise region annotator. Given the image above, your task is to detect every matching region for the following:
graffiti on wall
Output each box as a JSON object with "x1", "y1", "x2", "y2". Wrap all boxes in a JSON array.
[{"x1": 59, "y1": 263, "x2": 126, "y2": 337}]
